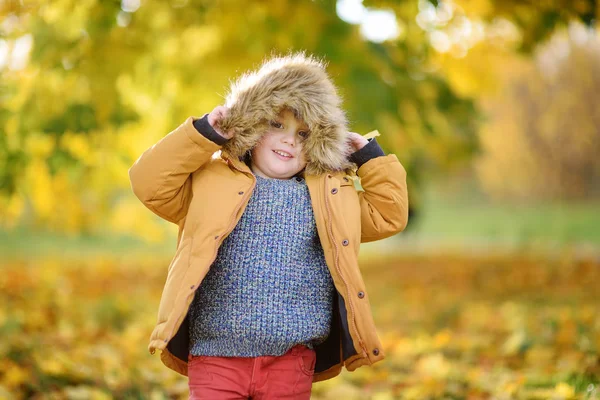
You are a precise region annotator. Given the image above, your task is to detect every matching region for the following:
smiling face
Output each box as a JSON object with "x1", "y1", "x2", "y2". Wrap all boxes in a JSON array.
[{"x1": 249, "y1": 109, "x2": 309, "y2": 179}]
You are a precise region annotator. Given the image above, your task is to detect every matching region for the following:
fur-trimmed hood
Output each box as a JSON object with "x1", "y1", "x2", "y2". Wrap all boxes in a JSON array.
[{"x1": 218, "y1": 53, "x2": 354, "y2": 176}]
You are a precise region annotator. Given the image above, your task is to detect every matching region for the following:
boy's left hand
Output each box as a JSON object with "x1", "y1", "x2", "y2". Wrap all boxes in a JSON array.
[{"x1": 347, "y1": 132, "x2": 369, "y2": 152}]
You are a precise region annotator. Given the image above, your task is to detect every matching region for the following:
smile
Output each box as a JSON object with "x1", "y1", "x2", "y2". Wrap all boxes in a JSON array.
[{"x1": 272, "y1": 150, "x2": 293, "y2": 159}]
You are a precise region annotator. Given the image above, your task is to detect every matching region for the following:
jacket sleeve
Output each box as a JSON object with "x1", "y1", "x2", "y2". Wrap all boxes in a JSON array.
[
  {"x1": 128, "y1": 116, "x2": 222, "y2": 224},
  {"x1": 357, "y1": 154, "x2": 409, "y2": 242}
]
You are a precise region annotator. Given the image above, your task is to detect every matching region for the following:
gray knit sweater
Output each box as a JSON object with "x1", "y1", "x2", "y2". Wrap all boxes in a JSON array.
[{"x1": 188, "y1": 174, "x2": 335, "y2": 357}]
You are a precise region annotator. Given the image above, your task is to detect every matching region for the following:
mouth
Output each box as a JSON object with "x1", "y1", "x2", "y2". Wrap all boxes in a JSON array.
[{"x1": 272, "y1": 149, "x2": 294, "y2": 160}]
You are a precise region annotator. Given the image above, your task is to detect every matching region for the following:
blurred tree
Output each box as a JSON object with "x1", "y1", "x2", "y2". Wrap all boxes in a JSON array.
[
  {"x1": 0, "y1": 0, "x2": 593, "y2": 236},
  {"x1": 0, "y1": 0, "x2": 480, "y2": 236},
  {"x1": 371, "y1": 0, "x2": 599, "y2": 203},
  {"x1": 454, "y1": 0, "x2": 598, "y2": 52},
  {"x1": 371, "y1": 0, "x2": 598, "y2": 52},
  {"x1": 475, "y1": 22, "x2": 600, "y2": 202}
]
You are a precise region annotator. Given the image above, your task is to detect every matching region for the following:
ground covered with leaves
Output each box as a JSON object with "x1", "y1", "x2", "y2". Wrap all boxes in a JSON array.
[{"x1": 0, "y1": 251, "x2": 598, "y2": 399}]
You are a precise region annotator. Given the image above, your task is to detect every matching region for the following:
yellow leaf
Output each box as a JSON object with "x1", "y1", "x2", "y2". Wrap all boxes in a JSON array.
[
  {"x1": 363, "y1": 130, "x2": 380, "y2": 140},
  {"x1": 64, "y1": 386, "x2": 112, "y2": 400},
  {"x1": 372, "y1": 391, "x2": 395, "y2": 400},
  {"x1": 2, "y1": 363, "x2": 28, "y2": 388},
  {"x1": 433, "y1": 329, "x2": 452, "y2": 348},
  {"x1": 554, "y1": 382, "x2": 575, "y2": 398},
  {"x1": 415, "y1": 352, "x2": 451, "y2": 379}
]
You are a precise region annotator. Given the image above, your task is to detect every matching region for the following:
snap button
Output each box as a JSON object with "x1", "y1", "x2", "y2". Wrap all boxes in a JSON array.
[
  {"x1": 342, "y1": 239, "x2": 349, "y2": 246},
  {"x1": 357, "y1": 291, "x2": 365, "y2": 298},
  {"x1": 331, "y1": 188, "x2": 338, "y2": 194},
  {"x1": 373, "y1": 348, "x2": 380, "y2": 356},
  {"x1": 238, "y1": 191, "x2": 244, "y2": 195}
]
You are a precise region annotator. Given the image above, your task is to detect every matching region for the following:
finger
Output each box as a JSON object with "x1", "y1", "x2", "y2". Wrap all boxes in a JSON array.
[{"x1": 218, "y1": 107, "x2": 227, "y2": 118}]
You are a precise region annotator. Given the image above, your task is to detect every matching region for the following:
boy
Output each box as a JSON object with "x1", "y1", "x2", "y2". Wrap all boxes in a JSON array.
[{"x1": 129, "y1": 52, "x2": 409, "y2": 399}]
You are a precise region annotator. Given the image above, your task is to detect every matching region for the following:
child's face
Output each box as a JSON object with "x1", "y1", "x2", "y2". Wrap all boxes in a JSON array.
[{"x1": 250, "y1": 109, "x2": 309, "y2": 179}]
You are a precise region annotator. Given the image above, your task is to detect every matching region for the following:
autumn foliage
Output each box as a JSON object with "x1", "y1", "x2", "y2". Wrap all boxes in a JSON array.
[{"x1": 1, "y1": 253, "x2": 598, "y2": 399}]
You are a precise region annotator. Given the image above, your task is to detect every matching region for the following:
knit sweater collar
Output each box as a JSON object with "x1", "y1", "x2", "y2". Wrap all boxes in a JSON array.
[{"x1": 254, "y1": 174, "x2": 305, "y2": 185}]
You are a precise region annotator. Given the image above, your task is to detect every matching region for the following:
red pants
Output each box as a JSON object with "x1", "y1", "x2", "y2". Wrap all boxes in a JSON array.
[{"x1": 187, "y1": 344, "x2": 316, "y2": 399}]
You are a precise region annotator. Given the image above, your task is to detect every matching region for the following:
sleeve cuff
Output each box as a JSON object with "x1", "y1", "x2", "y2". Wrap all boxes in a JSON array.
[
  {"x1": 192, "y1": 113, "x2": 229, "y2": 146},
  {"x1": 349, "y1": 137, "x2": 386, "y2": 168}
]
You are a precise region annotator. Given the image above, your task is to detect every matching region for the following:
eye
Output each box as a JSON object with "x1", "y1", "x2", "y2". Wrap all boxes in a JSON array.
[
  {"x1": 298, "y1": 131, "x2": 309, "y2": 139},
  {"x1": 270, "y1": 121, "x2": 283, "y2": 129}
]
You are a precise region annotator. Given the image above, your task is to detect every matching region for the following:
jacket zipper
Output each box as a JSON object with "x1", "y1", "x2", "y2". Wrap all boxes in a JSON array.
[
  {"x1": 323, "y1": 175, "x2": 366, "y2": 357},
  {"x1": 161, "y1": 157, "x2": 256, "y2": 352}
]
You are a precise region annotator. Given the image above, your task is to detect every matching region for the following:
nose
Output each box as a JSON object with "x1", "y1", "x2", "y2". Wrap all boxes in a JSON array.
[{"x1": 281, "y1": 130, "x2": 297, "y2": 147}]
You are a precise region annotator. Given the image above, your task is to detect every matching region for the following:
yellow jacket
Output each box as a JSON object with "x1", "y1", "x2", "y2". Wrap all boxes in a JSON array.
[{"x1": 129, "y1": 116, "x2": 409, "y2": 382}]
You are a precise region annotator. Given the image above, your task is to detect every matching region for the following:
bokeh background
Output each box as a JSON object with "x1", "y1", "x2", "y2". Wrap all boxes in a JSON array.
[{"x1": 1, "y1": 0, "x2": 599, "y2": 399}]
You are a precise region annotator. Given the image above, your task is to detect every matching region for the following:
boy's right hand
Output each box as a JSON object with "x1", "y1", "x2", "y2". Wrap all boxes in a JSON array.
[{"x1": 208, "y1": 106, "x2": 234, "y2": 140}]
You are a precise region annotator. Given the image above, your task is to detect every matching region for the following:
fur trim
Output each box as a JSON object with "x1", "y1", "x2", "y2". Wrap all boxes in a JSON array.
[{"x1": 218, "y1": 52, "x2": 354, "y2": 175}]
